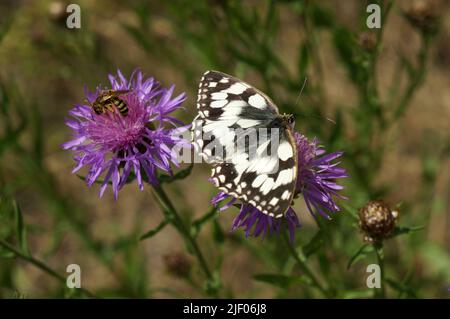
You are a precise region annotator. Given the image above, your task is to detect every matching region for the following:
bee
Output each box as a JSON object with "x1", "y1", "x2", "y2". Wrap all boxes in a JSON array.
[{"x1": 90, "y1": 89, "x2": 131, "y2": 116}]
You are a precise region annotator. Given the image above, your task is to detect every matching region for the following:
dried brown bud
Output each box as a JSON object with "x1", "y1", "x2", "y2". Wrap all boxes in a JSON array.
[
  {"x1": 359, "y1": 200, "x2": 398, "y2": 244},
  {"x1": 358, "y1": 32, "x2": 377, "y2": 52},
  {"x1": 163, "y1": 252, "x2": 191, "y2": 278},
  {"x1": 49, "y1": 1, "x2": 69, "y2": 25},
  {"x1": 405, "y1": 0, "x2": 440, "y2": 34}
]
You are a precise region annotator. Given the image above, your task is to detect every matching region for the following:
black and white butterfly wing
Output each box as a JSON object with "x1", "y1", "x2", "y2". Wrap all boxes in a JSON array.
[
  {"x1": 192, "y1": 70, "x2": 297, "y2": 218},
  {"x1": 192, "y1": 70, "x2": 279, "y2": 163}
]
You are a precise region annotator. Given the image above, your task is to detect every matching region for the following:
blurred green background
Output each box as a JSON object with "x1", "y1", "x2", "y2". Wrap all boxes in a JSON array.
[{"x1": 0, "y1": 0, "x2": 449, "y2": 298}]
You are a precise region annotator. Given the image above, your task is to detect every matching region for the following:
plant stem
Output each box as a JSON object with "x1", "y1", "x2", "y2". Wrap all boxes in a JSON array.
[
  {"x1": 0, "y1": 239, "x2": 97, "y2": 298},
  {"x1": 151, "y1": 185, "x2": 218, "y2": 297},
  {"x1": 394, "y1": 35, "x2": 430, "y2": 119},
  {"x1": 283, "y1": 233, "x2": 331, "y2": 297},
  {"x1": 374, "y1": 244, "x2": 386, "y2": 298}
]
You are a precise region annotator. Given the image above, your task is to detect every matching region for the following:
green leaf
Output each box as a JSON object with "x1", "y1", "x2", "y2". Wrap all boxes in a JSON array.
[
  {"x1": 340, "y1": 203, "x2": 359, "y2": 221},
  {"x1": 212, "y1": 220, "x2": 225, "y2": 244},
  {"x1": 204, "y1": 271, "x2": 222, "y2": 296},
  {"x1": 310, "y1": 3, "x2": 335, "y2": 28},
  {"x1": 122, "y1": 24, "x2": 152, "y2": 52},
  {"x1": 298, "y1": 43, "x2": 309, "y2": 75},
  {"x1": 253, "y1": 274, "x2": 311, "y2": 288},
  {"x1": 385, "y1": 278, "x2": 417, "y2": 298},
  {"x1": 388, "y1": 225, "x2": 424, "y2": 238},
  {"x1": 191, "y1": 207, "x2": 217, "y2": 237},
  {"x1": 302, "y1": 231, "x2": 324, "y2": 257},
  {"x1": 14, "y1": 201, "x2": 29, "y2": 256},
  {"x1": 158, "y1": 164, "x2": 194, "y2": 184},
  {"x1": 332, "y1": 27, "x2": 359, "y2": 83},
  {"x1": 30, "y1": 106, "x2": 43, "y2": 165},
  {"x1": 328, "y1": 108, "x2": 343, "y2": 147},
  {"x1": 347, "y1": 244, "x2": 374, "y2": 269},
  {"x1": 419, "y1": 243, "x2": 450, "y2": 281},
  {"x1": 341, "y1": 289, "x2": 374, "y2": 299},
  {"x1": 0, "y1": 14, "x2": 13, "y2": 45},
  {"x1": 0, "y1": 249, "x2": 15, "y2": 259},
  {"x1": 140, "y1": 219, "x2": 169, "y2": 241}
]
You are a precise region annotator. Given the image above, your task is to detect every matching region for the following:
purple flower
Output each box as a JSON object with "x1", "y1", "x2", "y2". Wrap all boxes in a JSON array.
[
  {"x1": 212, "y1": 132, "x2": 347, "y2": 243},
  {"x1": 62, "y1": 69, "x2": 189, "y2": 198}
]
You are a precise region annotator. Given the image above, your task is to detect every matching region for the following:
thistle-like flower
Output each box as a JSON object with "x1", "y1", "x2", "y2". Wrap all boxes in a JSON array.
[
  {"x1": 62, "y1": 69, "x2": 189, "y2": 198},
  {"x1": 212, "y1": 132, "x2": 347, "y2": 242}
]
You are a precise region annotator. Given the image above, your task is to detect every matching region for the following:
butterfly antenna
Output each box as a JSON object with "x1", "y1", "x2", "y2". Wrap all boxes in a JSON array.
[
  {"x1": 293, "y1": 77, "x2": 336, "y2": 125},
  {"x1": 294, "y1": 77, "x2": 308, "y2": 108}
]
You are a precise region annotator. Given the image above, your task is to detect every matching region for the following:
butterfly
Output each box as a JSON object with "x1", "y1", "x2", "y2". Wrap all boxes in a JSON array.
[{"x1": 192, "y1": 71, "x2": 298, "y2": 218}]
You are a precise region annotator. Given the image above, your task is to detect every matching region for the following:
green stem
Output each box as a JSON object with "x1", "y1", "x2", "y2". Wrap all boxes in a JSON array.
[
  {"x1": 301, "y1": 0, "x2": 326, "y2": 114},
  {"x1": 394, "y1": 35, "x2": 430, "y2": 119},
  {"x1": 151, "y1": 185, "x2": 218, "y2": 297},
  {"x1": 0, "y1": 239, "x2": 97, "y2": 298},
  {"x1": 374, "y1": 244, "x2": 386, "y2": 298},
  {"x1": 283, "y1": 233, "x2": 331, "y2": 297}
]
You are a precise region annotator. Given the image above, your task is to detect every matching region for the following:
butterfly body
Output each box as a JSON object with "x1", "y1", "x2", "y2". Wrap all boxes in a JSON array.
[{"x1": 192, "y1": 71, "x2": 297, "y2": 218}]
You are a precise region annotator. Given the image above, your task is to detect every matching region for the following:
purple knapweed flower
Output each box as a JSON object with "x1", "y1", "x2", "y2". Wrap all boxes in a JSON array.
[
  {"x1": 212, "y1": 131, "x2": 347, "y2": 242},
  {"x1": 62, "y1": 69, "x2": 189, "y2": 199}
]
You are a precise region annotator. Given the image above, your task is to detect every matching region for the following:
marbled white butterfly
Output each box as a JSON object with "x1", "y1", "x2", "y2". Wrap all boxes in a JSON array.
[{"x1": 192, "y1": 71, "x2": 297, "y2": 218}]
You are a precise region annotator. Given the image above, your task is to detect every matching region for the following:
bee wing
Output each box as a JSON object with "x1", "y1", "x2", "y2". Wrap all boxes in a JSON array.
[
  {"x1": 96, "y1": 90, "x2": 130, "y2": 104},
  {"x1": 108, "y1": 90, "x2": 131, "y2": 96}
]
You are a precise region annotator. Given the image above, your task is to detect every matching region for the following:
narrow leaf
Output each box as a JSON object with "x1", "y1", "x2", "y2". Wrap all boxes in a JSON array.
[
  {"x1": 341, "y1": 203, "x2": 359, "y2": 221},
  {"x1": 386, "y1": 278, "x2": 417, "y2": 298},
  {"x1": 212, "y1": 220, "x2": 225, "y2": 244},
  {"x1": 298, "y1": 43, "x2": 309, "y2": 75},
  {"x1": 14, "y1": 201, "x2": 29, "y2": 255},
  {"x1": 347, "y1": 244, "x2": 374, "y2": 269},
  {"x1": 0, "y1": 250, "x2": 15, "y2": 259},
  {"x1": 140, "y1": 219, "x2": 169, "y2": 241},
  {"x1": 302, "y1": 230, "x2": 324, "y2": 257},
  {"x1": 158, "y1": 164, "x2": 194, "y2": 184},
  {"x1": 388, "y1": 225, "x2": 425, "y2": 238},
  {"x1": 253, "y1": 274, "x2": 311, "y2": 288},
  {"x1": 341, "y1": 289, "x2": 374, "y2": 299},
  {"x1": 191, "y1": 206, "x2": 217, "y2": 237}
]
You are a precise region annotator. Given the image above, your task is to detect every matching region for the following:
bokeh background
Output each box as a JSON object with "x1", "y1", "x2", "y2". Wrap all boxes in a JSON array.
[{"x1": 0, "y1": 0, "x2": 449, "y2": 298}]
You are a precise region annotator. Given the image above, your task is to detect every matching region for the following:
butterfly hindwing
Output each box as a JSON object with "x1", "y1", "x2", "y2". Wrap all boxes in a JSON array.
[
  {"x1": 193, "y1": 71, "x2": 279, "y2": 161},
  {"x1": 210, "y1": 128, "x2": 297, "y2": 218}
]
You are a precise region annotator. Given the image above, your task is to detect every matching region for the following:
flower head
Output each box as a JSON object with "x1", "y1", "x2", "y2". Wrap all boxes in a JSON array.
[
  {"x1": 212, "y1": 132, "x2": 347, "y2": 242},
  {"x1": 359, "y1": 200, "x2": 399, "y2": 244},
  {"x1": 63, "y1": 69, "x2": 189, "y2": 198}
]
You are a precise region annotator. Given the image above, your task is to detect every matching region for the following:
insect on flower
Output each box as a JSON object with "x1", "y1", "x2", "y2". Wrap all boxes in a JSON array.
[
  {"x1": 192, "y1": 71, "x2": 298, "y2": 218},
  {"x1": 62, "y1": 69, "x2": 190, "y2": 199},
  {"x1": 89, "y1": 89, "x2": 131, "y2": 116},
  {"x1": 193, "y1": 71, "x2": 347, "y2": 241}
]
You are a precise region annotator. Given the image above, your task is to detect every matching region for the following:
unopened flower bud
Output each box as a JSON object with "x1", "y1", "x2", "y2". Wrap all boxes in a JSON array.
[
  {"x1": 164, "y1": 252, "x2": 191, "y2": 278},
  {"x1": 359, "y1": 200, "x2": 398, "y2": 244},
  {"x1": 49, "y1": 1, "x2": 68, "y2": 24},
  {"x1": 405, "y1": 0, "x2": 440, "y2": 34},
  {"x1": 358, "y1": 32, "x2": 377, "y2": 52}
]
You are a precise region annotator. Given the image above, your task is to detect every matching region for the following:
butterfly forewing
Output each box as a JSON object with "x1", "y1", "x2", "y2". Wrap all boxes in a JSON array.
[{"x1": 192, "y1": 70, "x2": 297, "y2": 218}]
